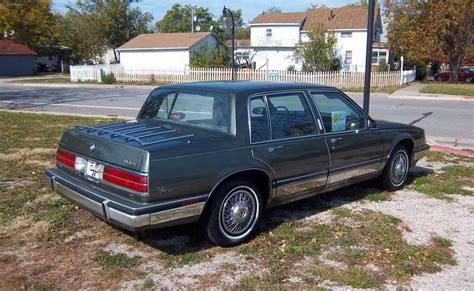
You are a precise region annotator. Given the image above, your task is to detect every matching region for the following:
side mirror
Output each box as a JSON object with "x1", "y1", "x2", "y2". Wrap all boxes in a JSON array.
[
  {"x1": 367, "y1": 119, "x2": 376, "y2": 129},
  {"x1": 252, "y1": 107, "x2": 266, "y2": 115}
]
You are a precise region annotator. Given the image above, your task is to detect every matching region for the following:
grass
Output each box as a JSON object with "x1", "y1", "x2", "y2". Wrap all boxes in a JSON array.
[
  {"x1": 237, "y1": 209, "x2": 456, "y2": 289},
  {"x1": 420, "y1": 83, "x2": 474, "y2": 96},
  {"x1": 93, "y1": 250, "x2": 141, "y2": 268},
  {"x1": 341, "y1": 85, "x2": 406, "y2": 94},
  {"x1": 410, "y1": 165, "x2": 474, "y2": 200},
  {"x1": 12, "y1": 77, "x2": 72, "y2": 84}
]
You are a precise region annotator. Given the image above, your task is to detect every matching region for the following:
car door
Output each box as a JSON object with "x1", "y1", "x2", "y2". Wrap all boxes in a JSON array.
[
  {"x1": 249, "y1": 91, "x2": 330, "y2": 200},
  {"x1": 310, "y1": 91, "x2": 383, "y2": 186}
]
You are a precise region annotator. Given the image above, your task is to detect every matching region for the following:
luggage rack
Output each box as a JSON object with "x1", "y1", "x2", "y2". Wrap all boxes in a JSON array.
[{"x1": 75, "y1": 124, "x2": 194, "y2": 146}]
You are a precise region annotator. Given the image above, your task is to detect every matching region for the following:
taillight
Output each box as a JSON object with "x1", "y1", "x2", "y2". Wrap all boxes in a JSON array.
[
  {"x1": 103, "y1": 166, "x2": 148, "y2": 193},
  {"x1": 56, "y1": 148, "x2": 75, "y2": 168}
]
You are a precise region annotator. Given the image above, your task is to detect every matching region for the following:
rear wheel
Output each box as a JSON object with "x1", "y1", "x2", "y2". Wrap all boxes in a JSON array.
[
  {"x1": 205, "y1": 178, "x2": 262, "y2": 246},
  {"x1": 378, "y1": 145, "x2": 410, "y2": 191}
]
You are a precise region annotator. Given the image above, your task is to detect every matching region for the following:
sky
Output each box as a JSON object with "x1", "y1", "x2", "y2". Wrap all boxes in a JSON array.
[{"x1": 51, "y1": 0, "x2": 357, "y2": 24}]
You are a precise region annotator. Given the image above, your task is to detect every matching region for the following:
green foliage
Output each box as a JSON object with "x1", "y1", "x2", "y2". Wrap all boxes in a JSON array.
[
  {"x1": 156, "y1": 4, "x2": 222, "y2": 36},
  {"x1": 93, "y1": 250, "x2": 140, "y2": 268},
  {"x1": 218, "y1": 9, "x2": 248, "y2": 41},
  {"x1": 378, "y1": 59, "x2": 390, "y2": 72},
  {"x1": 266, "y1": 7, "x2": 282, "y2": 13},
  {"x1": 287, "y1": 65, "x2": 296, "y2": 72},
  {"x1": 386, "y1": 0, "x2": 473, "y2": 82},
  {"x1": 0, "y1": 0, "x2": 59, "y2": 53},
  {"x1": 101, "y1": 72, "x2": 117, "y2": 84},
  {"x1": 59, "y1": 0, "x2": 153, "y2": 64},
  {"x1": 189, "y1": 44, "x2": 229, "y2": 68},
  {"x1": 296, "y1": 24, "x2": 340, "y2": 72}
]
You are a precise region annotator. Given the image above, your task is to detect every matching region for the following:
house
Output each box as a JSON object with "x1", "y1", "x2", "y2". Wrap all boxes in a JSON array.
[
  {"x1": 246, "y1": 6, "x2": 389, "y2": 71},
  {"x1": 117, "y1": 32, "x2": 219, "y2": 70},
  {"x1": 0, "y1": 39, "x2": 37, "y2": 76}
]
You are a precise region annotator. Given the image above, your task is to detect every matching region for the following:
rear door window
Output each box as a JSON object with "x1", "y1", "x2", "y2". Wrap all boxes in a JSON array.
[
  {"x1": 250, "y1": 97, "x2": 270, "y2": 142},
  {"x1": 266, "y1": 93, "x2": 316, "y2": 139}
]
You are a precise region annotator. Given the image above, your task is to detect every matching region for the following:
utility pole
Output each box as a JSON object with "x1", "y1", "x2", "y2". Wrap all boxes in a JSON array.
[
  {"x1": 222, "y1": 6, "x2": 236, "y2": 81},
  {"x1": 363, "y1": 0, "x2": 376, "y2": 113},
  {"x1": 191, "y1": 8, "x2": 194, "y2": 33}
]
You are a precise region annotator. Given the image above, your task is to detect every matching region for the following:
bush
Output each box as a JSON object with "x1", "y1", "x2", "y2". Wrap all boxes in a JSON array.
[
  {"x1": 379, "y1": 59, "x2": 389, "y2": 72},
  {"x1": 101, "y1": 72, "x2": 116, "y2": 84},
  {"x1": 407, "y1": 60, "x2": 427, "y2": 81}
]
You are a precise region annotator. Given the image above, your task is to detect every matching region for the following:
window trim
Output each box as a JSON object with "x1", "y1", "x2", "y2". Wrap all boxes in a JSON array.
[
  {"x1": 248, "y1": 90, "x2": 320, "y2": 144},
  {"x1": 308, "y1": 90, "x2": 374, "y2": 135},
  {"x1": 266, "y1": 28, "x2": 272, "y2": 37}
]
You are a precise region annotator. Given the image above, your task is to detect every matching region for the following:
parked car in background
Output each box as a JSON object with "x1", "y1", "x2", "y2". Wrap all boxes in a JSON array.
[
  {"x1": 46, "y1": 81, "x2": 429, "y2": 246},
  {"x1": 435, "y1": 67, "x2": 474, "y2": 82}
]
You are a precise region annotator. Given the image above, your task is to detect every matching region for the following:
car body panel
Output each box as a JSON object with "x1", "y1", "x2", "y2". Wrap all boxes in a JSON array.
[{"x1": 46, "y1": 81, "x2": 429, "y2": 231}]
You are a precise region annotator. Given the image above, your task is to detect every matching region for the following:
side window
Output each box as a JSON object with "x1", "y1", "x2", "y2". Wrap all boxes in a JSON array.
[
  {"x1": 311, "y1": 92, "x2": 366, "y2": 133},
  {"x1": 267, "y1": 93, "x2": 316, "y2": 139},
  {"x1": 250, "y1": 97, "x2": 270, "y2": 142}
]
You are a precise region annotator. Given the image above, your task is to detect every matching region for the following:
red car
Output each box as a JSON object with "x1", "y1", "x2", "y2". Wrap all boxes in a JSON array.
[{"x1": 435, "y1": 68, "x2": 474, "y2": 82}]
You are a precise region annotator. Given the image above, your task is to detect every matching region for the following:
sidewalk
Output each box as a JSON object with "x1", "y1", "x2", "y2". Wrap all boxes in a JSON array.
[{"x1": 388, "y1": 83, "x2": 473, "y2": 101}]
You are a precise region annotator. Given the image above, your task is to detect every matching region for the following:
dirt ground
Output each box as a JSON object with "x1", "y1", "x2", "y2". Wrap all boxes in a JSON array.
[{"x1": 1, "y1": 111, "x2": 473, "y2": 289}]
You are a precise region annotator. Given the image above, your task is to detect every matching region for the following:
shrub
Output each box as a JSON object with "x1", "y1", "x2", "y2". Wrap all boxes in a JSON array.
[
  {"x1": 379, "y1": 59, "x2": 390, "y2": 72},
  {"x1": 101, "y1": 72, "x2": 116, "y2": 84}
]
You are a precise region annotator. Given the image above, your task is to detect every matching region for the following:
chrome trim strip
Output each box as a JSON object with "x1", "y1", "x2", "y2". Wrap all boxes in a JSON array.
[
  {"x1": 327, "y1": 159, "x2": 381, "y2": 184},
  {"x1": 108, "y1": 207, "x2": 151, "y2": 228},
  {"x1": 277, "y1": 175, "x2": 327, "y2": 197},
  {"x1": 150, "y1": 202, "x2": 205, "y2": 225},
  {"x1": 330, "y1": 158, "x2": 381, "y2": 173},
  {"x1": 277, "y1": 170, "x2": 327, "y2": 185}
]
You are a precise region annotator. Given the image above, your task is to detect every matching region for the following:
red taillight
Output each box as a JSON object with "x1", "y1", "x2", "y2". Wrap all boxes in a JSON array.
[
  {"x1": 103, "y1": 166, "x2": 148, "y2": 193},
  {"x1": 56, "y1": 148, "x2": 75, "y2": 168}
]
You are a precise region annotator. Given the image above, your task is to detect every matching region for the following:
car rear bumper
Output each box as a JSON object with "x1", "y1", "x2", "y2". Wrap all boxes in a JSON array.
[{"x1": 45, "y1": 168, "x2": 207, "y2": 231}]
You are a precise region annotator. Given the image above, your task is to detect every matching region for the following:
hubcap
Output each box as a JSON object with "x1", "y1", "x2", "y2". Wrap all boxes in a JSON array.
[
  {"x1": 220, "y1": 188, "x2": 257, "y2": 236},
  {"x1": 390, "y1": 151, "x2": 408, "y2": 186}
]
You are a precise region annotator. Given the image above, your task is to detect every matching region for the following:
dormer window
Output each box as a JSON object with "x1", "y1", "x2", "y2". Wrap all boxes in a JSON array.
[{"x1": 266, "y1": 29, "x2": 272, "y2": 37}]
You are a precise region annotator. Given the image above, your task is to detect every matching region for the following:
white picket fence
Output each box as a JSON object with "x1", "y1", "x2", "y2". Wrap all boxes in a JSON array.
[{"x1": 70, "y1": 64, "x2": 416, "y2": 88}]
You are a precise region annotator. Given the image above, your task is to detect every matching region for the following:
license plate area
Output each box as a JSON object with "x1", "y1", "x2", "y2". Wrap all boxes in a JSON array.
[{"x1": 85, "y1": 160, "x2": 104, "y2": 179}]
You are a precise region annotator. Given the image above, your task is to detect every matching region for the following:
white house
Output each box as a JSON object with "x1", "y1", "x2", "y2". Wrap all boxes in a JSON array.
[
  {"x1": 117, "y1": 32, "x2": 218, "y2": 70},
  {"x1": 246, "y1": 6, "x2": 389, "y2": 71}
]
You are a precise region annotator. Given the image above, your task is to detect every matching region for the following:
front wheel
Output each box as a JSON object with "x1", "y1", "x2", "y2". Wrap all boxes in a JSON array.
[
  {"x1": 378, "y1": 145, "x2": 410, "y2": 191},
  {"x1": 205, "y1": 179, "x2": 262, "y2": 246}
]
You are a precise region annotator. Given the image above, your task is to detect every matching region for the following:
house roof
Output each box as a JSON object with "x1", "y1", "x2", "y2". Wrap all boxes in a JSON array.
[
  {"x1": 0, "y1": 39, "x2": 37, "y2": 55},
  {"x1": 303, "y1": 6, "x2": 379, "y2": 31},
  {"x1": 250, "y1": 12, "x2": 307, "y2": 25},
  {"x1": 118, "y1": 32, "x2": 214, "y2": 50},
  {"x1": 225, "y1": 39, "x2": 251, "y2": 47}
]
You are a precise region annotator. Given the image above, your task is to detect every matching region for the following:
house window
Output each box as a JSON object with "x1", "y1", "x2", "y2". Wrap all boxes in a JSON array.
[
  {"x1": 345, "y1": 51, "x2": 352, "y2": 64},
  {"x1": 372, "y1": 50, "x2": 388, "y2": 64},
  {"x1": 266, "y1": 29, "x2": 272, "y2": 37},
  {"x1": 243, "y1": 52, "x2": 250, "y2": 60},
  {"x1": 341, "y1": 32, "x2": 352, "y2": 38}
]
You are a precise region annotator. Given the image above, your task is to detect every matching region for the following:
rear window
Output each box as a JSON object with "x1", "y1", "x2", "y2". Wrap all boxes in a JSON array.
[{"x1": 139, "y1": 89, "x2": 234, "y2": 134}]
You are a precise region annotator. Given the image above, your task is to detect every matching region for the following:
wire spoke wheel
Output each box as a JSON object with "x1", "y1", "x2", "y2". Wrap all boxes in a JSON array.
[
  {"x1": 219, "y1": 187, "x2": 257, "y2": 238},
  {"x1": 390, "y1": 151, "x2": 408, "y2": 186}
]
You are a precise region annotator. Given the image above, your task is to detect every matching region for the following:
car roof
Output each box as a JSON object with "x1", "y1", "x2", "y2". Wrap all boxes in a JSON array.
[{"x1": 158, "y1": 81, "x2": 338, "y2": 96}]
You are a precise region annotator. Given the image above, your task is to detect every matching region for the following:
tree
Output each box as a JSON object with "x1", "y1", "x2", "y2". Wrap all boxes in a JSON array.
[
  {"x1": 59, "y1": 0, "x2": 153, "y2": 63},
  {"x1": 296, "y1": 24, "x2": 340, "y2": 71},
  {"x1": 58, "y1": 9, "x2": 106, "y2": 64},
  {"x1": 189, "y1": 44, "x2": 229, "y2": 68},
  {"x1": 156, "y1": 4, "x2": 218, "y2": 34},
  {"x1": 266, "y1": 7, "x2": 282, "y2": 13},
  {"x1": 0, "y1": 0, "x2": 59, "y2": 53},
  {"x1": 218, "y1": 8, "x2": 249, "y2": 41},
  {"x1": 386, "y1": 0, "x2": 474, "y2": 82}
]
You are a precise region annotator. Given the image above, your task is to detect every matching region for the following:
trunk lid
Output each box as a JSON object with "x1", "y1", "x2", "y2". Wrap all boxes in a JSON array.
[{"x1": 59, "y1": 120, "x2": 196, "y2": 172}]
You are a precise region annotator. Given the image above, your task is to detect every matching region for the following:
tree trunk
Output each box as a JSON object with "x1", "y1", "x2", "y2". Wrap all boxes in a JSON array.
[{"x1": 449, "y1": 60, "x2": 459, "y2": 83}]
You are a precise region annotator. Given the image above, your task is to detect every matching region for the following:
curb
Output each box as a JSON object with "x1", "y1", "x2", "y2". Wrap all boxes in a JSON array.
[
  {"x1": 388, "y1": 95, "x2": 473, "y2": 101},
  {"x1": 430, "y1": 144, "x2": 474, "y2": 157},
  {"x1": 0, "y1": 108, "x2": 134, "y2": 120}
]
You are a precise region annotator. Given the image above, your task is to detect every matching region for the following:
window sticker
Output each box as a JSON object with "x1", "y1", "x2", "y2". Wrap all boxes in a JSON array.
[{"x1": 331, "y1": 111, "x2": 347, "y2": 132}]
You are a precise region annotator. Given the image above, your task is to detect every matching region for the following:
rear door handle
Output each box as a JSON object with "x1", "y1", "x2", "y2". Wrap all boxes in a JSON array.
[
  {"x1": 267, "y1": 146, "x2": 284, "y2": 153},
  {"x1": 330, "y1": 137, "x2": 343, "y2": 143}
]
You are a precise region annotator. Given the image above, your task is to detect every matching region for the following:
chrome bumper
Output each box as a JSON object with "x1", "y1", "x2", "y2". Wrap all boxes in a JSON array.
[
  {"x1": 413, "y1": 144, "x2": 430, "y2": 164},
  {"x1": 45, "y1": 169, "x2": 206, "y2": 231}
]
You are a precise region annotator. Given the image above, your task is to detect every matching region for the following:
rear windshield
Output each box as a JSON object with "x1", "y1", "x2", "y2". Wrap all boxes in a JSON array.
[{"x1": 139, "y1": 89, "x2": 234, "y2": 134}]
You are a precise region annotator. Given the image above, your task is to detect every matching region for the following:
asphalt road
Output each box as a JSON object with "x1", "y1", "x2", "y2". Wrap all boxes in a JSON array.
[{"x1": 0, "y1": 84, "x2": 473, "y2": 143}]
